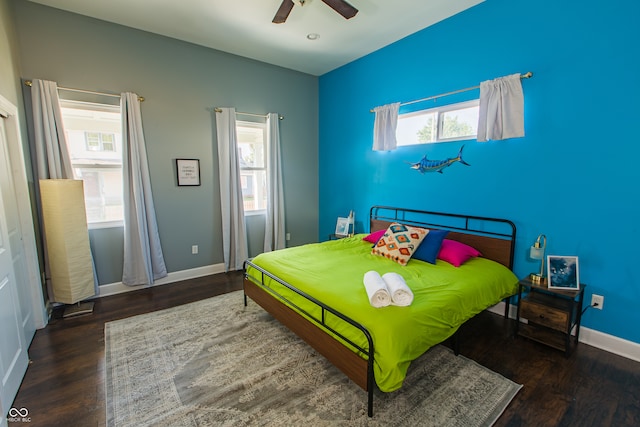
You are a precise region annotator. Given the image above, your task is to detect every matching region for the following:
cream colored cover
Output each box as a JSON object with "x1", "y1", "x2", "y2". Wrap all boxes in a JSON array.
[{"x1": 40, "y1": 179, "x2": 95, "y2": 304}]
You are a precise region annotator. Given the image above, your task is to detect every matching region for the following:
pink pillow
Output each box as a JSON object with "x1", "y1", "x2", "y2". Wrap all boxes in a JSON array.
[
  {"x1": 362, "y1": 229, "x2": 386, "y2": 244},
  {"x1": 437, "y1": 239, "x2": 482, "y2": 267}
]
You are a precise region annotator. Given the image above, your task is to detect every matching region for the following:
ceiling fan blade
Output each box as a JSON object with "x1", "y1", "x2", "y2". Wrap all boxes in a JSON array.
[
  {"x1": 273, "y1": 0, "x2": 295, "y2": 24},
  {"x1": 321, "y1": 0, "x2": 358, "y2": 19}
]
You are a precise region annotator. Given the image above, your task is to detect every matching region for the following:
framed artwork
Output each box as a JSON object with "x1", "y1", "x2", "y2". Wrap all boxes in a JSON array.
[
  {"x1": 547, "y1": 255, "x2": 580, "y2": 290},
  {"x1": 176, "y1": 159, "x2": 201, "y2": 186},
  {"x1": 335, "y1": 217, "x2": 350, "y2": 237}
]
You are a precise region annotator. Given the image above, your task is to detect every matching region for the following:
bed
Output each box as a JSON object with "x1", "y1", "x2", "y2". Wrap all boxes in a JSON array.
[{"x1": 243, "y1": 206, "x2": 518, "y2": 416}]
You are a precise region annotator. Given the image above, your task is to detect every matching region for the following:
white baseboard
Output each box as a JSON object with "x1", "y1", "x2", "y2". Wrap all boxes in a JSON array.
[
  {"x1": 98, "y1": 263, "x2": 227, "y2": 298},
  {"x1": 578, "y1": 327, "x2": 640, "y2": 363},
  {"x1": 487, "y1": 302, "x2": 640, "y2": 363}
]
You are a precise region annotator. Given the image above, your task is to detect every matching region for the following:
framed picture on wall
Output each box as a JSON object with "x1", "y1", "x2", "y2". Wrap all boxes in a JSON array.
[
  {"x1": 547, "y1": 255, "x2": 580, "y2": 290},
  {"x1": 335, "y1": 217, "x2": 350, "y2": 237},
  {"x1": 176, "y1": 159, "x2": 201, "y2": 186}
]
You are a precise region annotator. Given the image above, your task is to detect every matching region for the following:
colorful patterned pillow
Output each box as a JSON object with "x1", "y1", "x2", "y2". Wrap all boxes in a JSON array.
[{"x1": 371, "y1": 223, "x2": 428, "y2": 266}]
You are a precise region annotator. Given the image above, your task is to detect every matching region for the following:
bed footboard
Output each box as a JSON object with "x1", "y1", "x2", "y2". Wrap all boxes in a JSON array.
[{"x1": 243, "y1": 260, "x2": 376, "y2": 417}]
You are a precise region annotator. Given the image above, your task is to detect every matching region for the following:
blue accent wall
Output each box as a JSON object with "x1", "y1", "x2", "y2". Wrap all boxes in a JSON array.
[{"x1": 319, "y1": 0, "x2": 640, "y2": 344}]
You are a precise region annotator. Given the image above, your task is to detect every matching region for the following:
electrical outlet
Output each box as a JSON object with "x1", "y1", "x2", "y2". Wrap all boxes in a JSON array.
[
  {"x1": 286, "y1": 233, "x2": 291, "y2": 241},
  {"x1": 191, "y1": 245, "x2": 198, "y2": 254},
  {"x1": 591, "y1": 294, "x2": 604, "y2": 310}
]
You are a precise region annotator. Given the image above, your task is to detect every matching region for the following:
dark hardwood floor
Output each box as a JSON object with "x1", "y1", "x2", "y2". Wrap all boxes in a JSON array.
[{"x1": 11, "y1": 271, "x2": 639, "y2": 426}]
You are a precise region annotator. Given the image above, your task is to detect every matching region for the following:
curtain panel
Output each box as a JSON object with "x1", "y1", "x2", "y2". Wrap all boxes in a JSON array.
[
  {"x1": 31, "y1": 79, "x2": 73, "y2": 179},
  {"x1": 121, "y1": 92, "x2": 167, "y2": 286},
  {"x1": 215, "y1": 107, "x2": 248, "y2": 271},
  {"x1": 372, "y1": 102, "x2": 401, "y2": 151},
  {"x1": 477, "y1": 73, "x2": 525, "y2": 142},
  {"x1": 29, "y1": 79, "x2": 99, "y2": 301},
  {"x1": 264, "y1": 113, "x2": 286, "y2": 252}
]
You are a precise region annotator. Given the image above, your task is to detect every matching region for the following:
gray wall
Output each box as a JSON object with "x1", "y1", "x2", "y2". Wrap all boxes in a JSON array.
[
  {"x1": 0, "y1": 0, "x2": 21, "y2": 106},
  {"x1": 1, "y1": 0, "x2": 45, "y2": 290},
  {"x1": 12, "y1": 0, "x2": 319, "y2": 284}
]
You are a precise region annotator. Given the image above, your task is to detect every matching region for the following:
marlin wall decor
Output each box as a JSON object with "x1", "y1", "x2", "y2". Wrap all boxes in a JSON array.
[{"x1": 408, "y1": 145, "x2": 470, "y2": 174}]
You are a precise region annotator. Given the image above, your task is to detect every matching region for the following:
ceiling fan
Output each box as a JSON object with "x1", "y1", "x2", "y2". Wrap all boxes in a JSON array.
[{"x1": 273, "y1": 0, "x2": 358, "y2": 24}]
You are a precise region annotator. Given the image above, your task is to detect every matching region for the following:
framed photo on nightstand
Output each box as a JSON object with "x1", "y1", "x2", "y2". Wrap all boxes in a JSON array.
[
  {"x1": 335, "y1": 217, "x2": 350, "y2": 237},
  {"x1": 547, "y1": 255, "x2": 580, "y2": 290}
]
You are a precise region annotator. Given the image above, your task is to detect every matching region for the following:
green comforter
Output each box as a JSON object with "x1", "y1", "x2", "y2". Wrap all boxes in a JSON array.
[{"x1": 246, "y1": 235, "x2": 518, "y2": 392}]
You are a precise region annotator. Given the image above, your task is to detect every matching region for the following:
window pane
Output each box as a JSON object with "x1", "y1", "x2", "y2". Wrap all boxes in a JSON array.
[
  {"x1": 61, "y1": 100, "x2": 123, "y2": 224},
  {"x1": 396, "y1": 112, "x2": 437, "y2": 146},
  {"x1": 439, "y1": 105, "x2": 479, "y2": 140},
  {"x1": 396, "y1": 100, "x2": 479, "y2": 145},
  {"x1": 241, "y1": 170, "x2": 267, "y2": 211},
  {"x1": 74, "y1": 166, "x2": 124, "y2": 223},
  {"x1": 237, "y1": 141, "x2": 264, "y2": 168},
  {"x1": 86, "y1": 132, "x2": 100, "y2": 151},
  {"x1": 236, "y1": 120, "x2": 268, "y2": 212},
  {"x1": 101, "y1": 133, "x2": 115, "y2": 151},
  {"x1": 237, "y1": 125, "x2": 265, "y2": 168}
]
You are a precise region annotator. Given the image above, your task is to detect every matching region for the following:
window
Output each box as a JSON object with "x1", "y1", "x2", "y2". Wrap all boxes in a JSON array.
[
  {"x1": 60, "y1": 100, "x2": 124, "y2": 226},
  {"x1": 396, "y1": 100, "x2": 479, "y2": 146},
  {"x1": 85, "y1": 131, "x2": 116, "y2": 152},
  {"x1": 236, "y1": 120, "x2": 267, "y2": 213}
]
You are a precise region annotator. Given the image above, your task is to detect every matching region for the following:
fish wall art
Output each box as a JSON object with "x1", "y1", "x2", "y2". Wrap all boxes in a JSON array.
[{"x1": 407, "y1": 145, "x2": 470, "y2": 174}]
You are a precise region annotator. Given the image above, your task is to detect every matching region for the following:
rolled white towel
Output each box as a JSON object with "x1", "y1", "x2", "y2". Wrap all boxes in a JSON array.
[
  {"x1": 382, "y1": 272, "x2": 414, "y2": 306},
  {"x1": 363, "y1": 271, "x2": 391, "y2": 308}
]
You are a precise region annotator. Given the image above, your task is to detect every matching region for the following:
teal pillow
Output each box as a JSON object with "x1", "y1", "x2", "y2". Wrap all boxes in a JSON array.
[{"x1": 413, "y1": 229, "x2": 449, "y2": 264}]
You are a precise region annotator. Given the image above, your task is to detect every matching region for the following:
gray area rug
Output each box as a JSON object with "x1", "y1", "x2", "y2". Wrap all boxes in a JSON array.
[{"x1": 105, "y1": 290, "x2": 521, "y2": 426}]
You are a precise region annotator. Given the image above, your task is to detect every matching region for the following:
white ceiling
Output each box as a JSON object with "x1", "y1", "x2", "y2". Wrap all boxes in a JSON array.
[{"x1": 27, "y1": 0, "x2": 484, "y2": 76}]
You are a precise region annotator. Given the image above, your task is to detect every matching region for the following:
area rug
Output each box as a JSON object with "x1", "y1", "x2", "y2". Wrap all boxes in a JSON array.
[{"x1": 105, "y1": 290, "x2": 521, "y2": 426}]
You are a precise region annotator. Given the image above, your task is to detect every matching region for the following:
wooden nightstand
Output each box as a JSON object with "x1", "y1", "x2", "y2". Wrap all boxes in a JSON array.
[{"x1": 515, "y1": 277, "x2": 586, "y2": 356}]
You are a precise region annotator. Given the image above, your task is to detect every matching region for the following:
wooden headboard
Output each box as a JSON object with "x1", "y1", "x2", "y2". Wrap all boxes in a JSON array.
[{"x1": 369, "y1": 206, "x2": 516, "y2": 269}]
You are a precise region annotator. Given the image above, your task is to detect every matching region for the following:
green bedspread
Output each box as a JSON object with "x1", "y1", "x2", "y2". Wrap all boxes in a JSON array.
[{"x1": 246, "y1": 234, "x2": 518, "y2": 392}]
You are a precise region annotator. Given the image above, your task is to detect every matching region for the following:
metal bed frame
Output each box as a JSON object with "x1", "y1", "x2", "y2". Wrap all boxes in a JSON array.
[{"x1": 243, "y1": 206, "x2": 516, "y2": 417}]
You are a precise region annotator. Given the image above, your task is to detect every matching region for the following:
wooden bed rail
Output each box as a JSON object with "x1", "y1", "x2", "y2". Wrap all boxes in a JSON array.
[{"x1": 243, "y1": 260, "x2": 376, "y2": 416}]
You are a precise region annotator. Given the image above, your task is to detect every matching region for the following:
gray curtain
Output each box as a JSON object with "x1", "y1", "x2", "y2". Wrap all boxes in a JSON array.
[
  {"x1": 214, "y1": 107, "x2": 248, "y2": 271},
  {"x1": 31, "y1": 79, "x2": 73, "y2": 179},
  {"x1": 30, "y1": 79, "x2": 99, "y2": 300},
  {"x1": 264, "y1": 113, "x2": 286, "y2": 252},
  {"x1": 121, "y1": 92, "x2": 167, "y2": 285}
]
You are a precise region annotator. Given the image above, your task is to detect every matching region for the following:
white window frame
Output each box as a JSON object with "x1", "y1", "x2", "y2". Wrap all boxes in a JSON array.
[
  {"x1": 236, "y1": 120, "x2": 268, "y2": 216},
  {"x1": 396, "y1": 99, "x2": 479, "y2": 146}
]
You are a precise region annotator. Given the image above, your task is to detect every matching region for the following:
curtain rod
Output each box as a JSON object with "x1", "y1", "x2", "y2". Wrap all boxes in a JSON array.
[
  {"x1": 370, "y1": 71, "x2": 533, "y2": 112},
  {"x1": 24, "y1": 80, "x2": 145, "y2": 102},
  {"x1": 213, "y1": 107, "x2": 284, "y2": 120}
]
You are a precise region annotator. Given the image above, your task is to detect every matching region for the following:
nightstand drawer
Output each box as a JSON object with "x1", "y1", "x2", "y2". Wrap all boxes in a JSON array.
[
  {"x1": 516, "y1": 278, "x2": 586, "y2": 356},
  {"x1": 520, "y1": 300, "x2": 569, "y2": 332}
]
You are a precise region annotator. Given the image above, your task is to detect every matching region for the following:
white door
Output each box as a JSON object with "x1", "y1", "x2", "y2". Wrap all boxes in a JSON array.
[
  {"x1": 0, "y1": 95, "x2": 46, "y2": 341},
  {"x1": 0, "y1": 118, "x2": 35, "y2": 342},
  {"x1": 0, "y1": 123, "x2": 29, "y2": 420}
]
